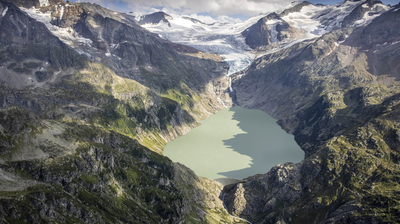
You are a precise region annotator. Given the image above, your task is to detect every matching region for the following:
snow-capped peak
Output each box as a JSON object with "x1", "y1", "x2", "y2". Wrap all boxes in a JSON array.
[{"x1": 140, "y1": 0, "x2": 389, "y2": 76}]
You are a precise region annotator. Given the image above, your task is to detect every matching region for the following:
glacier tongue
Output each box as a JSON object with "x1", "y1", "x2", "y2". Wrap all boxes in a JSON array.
[{"x1": 143, "y1": 17, "x2": 258, "y2": 76}]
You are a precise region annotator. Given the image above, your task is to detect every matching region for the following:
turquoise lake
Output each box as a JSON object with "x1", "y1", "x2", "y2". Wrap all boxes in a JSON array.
[{"x1": 163, "y1": 106, "x2": 304, "y2": 179}]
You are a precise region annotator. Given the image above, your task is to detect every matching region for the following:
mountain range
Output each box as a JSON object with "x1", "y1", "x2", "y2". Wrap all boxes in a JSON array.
[{"x1": 0, "y1": 0, "x2": 400, "y2": 223}]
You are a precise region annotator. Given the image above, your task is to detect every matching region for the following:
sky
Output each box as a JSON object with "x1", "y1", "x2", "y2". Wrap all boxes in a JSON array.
[{"x1": 68, "y1": 0, "x2": 400, "y2": 22}]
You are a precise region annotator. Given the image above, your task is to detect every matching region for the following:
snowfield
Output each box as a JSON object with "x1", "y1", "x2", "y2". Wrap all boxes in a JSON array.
[
  {"x1": 20, "y1": 6, "x2": 93, "y2": 57},
  {"x1": 139, "y1": 0, "x2": 389, "y2": 76}
]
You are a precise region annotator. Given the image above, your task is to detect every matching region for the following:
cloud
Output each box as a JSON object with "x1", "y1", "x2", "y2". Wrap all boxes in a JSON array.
[
  {"x1": 74, "y1": 0, "x2": 294, "y2": 19},
  {"x1": 134, "y1": 0, "x2": 293, "y2": 15}
]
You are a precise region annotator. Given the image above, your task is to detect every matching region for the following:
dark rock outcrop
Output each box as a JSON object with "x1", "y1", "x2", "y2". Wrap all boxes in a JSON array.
[{"x1": 136, "y1": 11, "x2": 172, "y2": 27}]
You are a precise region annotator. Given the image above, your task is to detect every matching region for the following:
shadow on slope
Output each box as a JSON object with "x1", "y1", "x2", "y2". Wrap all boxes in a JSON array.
[{"x1": 218, "y1": 107, "x2": 304, "y2": 179}]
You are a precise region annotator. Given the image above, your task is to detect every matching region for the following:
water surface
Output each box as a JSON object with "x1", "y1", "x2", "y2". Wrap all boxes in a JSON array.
[{"x1": 163, "y1": 107, "x2": 304, "y2": 179}]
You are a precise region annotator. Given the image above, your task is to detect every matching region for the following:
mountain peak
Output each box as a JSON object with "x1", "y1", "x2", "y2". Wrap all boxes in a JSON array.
[
  {"x1": 279, "y1": 1, "x2": 312, "y2": 17},
  {"x1": 136, "y1": 11, "x2": 172, "y2": 26}
]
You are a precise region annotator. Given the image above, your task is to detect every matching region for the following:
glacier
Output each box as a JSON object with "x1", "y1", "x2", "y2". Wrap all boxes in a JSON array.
[{"x1": 139, "y1": 0, "x2": 389, "y2": 77}]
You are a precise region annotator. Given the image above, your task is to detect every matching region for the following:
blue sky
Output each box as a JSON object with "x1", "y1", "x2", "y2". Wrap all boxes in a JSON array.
[
  {"x1": 309, "y1": 0, "x2": 398, "y2": 4},
  {"x1": 69, "y1": 0, "x2": 399, "y2": 22}
]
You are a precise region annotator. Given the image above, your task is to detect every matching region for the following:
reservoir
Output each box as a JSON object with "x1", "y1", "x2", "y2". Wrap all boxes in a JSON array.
[{"x1": 163, "y1": 106, "x2": 304, "y2": 180}]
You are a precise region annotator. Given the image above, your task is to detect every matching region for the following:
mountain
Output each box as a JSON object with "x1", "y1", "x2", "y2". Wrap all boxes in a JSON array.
[
  {"x1": 223, "y1": 3, "x2": 400, "y2": 224},
  {"x1": 241, "y1": 12, "x2": 297, "y2": 49},
  {"x1": 1, "y1": 0, "x2": 400, "y2": 223},
  {"x1": 0, "y1": 0, "x2": 240, "y2": 223},
  {"x1": 138, "y1": 0, "x2": 389, "y2": 75}
]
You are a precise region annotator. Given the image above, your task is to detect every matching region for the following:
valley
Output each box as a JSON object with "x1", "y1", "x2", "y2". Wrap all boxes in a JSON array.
[{"x1": 0, "y1": 0, "x2": 400, "y2": 223}]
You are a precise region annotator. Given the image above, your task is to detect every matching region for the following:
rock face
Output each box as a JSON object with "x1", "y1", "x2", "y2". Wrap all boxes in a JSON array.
[
  {"x1": 0, "y1": 0, "x2": 243, "y2": 223},
  {"x1": 225, "y1": 4, "x2": 400, "y2": 223},
  {"x1": 242, "y1": 13, "x2": 296, "y2": 49}
]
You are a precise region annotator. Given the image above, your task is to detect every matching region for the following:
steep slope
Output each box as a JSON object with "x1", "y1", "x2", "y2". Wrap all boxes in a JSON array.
[
  {"x1": 0, "y1": 0, "x2": 244, "y2": 223},
  {"x1": 7, "y1": 0, "x2": 234, "y2": 150},
  {"x1": 15, "y1": 0, "x2": 230, "y2": 95},
  {"x1": 225, "y1": 4, "x2": 400, "y2": 223}
]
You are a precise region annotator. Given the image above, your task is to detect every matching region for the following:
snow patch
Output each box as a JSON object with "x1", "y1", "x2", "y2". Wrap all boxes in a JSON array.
[
  {"x1": 1, "y1": 7, "x2": 8, "y2": 17},
  {"x1": 20, "y1": 7, "x2": 93, "y2": 48},
  {"x1": 337, "y1": 35, "x2": 348, "y2": 45},
  {"x1": 217, "y1": 97, "x2": 227, "y2": 108},
  {"x1": 229, "y1": 77, "x2": 233, "y2": 92},
  {"x1": 59, "y1": 6, "x2": 64, "y2": 20},
  {"x1": 265, "y1": 19, "x2": 280, "y2": 42},
  {"x1": 135, "y1": 14, "x2": 144, "y2": 22},
  {"x1": 105, "y1": 53, "x2": 111, "y2": 57},
  {"x1": 354, "y1": 4, "x2": 389, "y2": 27},
  {"x1": 111, "y1": 43, "x2": 119, "y2": 49},
  {"x1": 391, "y1": 40, "x2": 400, "y2": 45},
  {"x1": 76, "y1": 49, "x2": 91, "y2": 57}
]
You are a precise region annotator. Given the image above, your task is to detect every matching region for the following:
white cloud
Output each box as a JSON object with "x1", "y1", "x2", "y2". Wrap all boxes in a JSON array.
[
  {"x1": 134, "y1": 0, "x2": 293, "y2": 16},
  {"x1": 74, "y1": 0, "x2": 295, "y2": 21}
]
